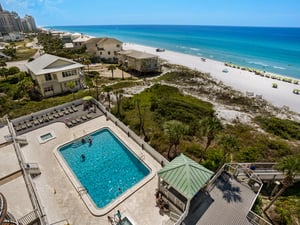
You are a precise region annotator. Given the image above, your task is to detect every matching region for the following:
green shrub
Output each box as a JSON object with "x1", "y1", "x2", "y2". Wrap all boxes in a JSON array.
[{"x1": 255, "y1": 116, "x2": 300, "y2": 140}]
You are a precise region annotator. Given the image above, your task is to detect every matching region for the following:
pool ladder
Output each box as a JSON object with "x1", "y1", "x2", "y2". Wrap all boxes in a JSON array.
[
  {"x1": 139, "y1": 153, "x2": 145, "y2": 160},
  {"x1": 77, "y1": 186, "x2": 87, "y2": 196}
]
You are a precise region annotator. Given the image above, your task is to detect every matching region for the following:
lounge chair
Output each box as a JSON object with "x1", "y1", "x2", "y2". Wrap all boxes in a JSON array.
[
  {"x1": 38, "y1": 117, "x2": 44, "y2": 124},
  {"x1": 86, "y1": 114, "x2": 92, "y2": 119},
  {"x1": 68, "y1": 107, "x2": 74, "y2": 113},
  {"x1": 81, "y1": 115, "x2": 87, "y2": 120},
  {"x1": 48, "y1": 113, "x2": 54, "y2": 120},
  {"x1": 21, "y1": 123, "x2": 27, "y2": 130},
  {"x1": 58, "y1": 110, "x2": 64, "y2": 117},
  {"x1": 34, "y1": 120, "x2": 39, "y2": 125},
  {"x1": 26, "y1": 121, "x2": 33, "y2": 128},
  {"x1": 72, "y1": 105, "x2": 78, "y2": 112}
]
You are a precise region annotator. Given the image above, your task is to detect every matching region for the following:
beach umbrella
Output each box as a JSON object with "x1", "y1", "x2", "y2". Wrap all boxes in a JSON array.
[{"x1": 82, "y1": 96, "x2": 93, "y2": 101}]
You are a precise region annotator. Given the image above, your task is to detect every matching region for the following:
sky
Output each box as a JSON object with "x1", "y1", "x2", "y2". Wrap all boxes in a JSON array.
[{"x1": 2, "y1": 0, "x2": 300, "y2": 27}]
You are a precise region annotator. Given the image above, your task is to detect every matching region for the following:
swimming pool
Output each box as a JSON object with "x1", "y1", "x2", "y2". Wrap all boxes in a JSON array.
[{"x1": 58, "y1": 128, "x2": 151, "y2": 212}]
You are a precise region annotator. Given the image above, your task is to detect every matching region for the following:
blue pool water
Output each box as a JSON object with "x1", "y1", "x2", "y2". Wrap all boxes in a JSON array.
[{"x1": 59, "y1": 128, "x2": 150, "y2": 208}]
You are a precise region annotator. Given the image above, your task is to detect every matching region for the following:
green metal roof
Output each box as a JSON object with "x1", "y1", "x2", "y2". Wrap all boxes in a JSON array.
[{"x1": 158, "y1": 154, "x2": 214, "y2": 200}]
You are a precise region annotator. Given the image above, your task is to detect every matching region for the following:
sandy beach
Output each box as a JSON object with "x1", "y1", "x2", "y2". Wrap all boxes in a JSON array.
[{"x1": 123, "y1": 43, "x2": 300, "y2": 114}]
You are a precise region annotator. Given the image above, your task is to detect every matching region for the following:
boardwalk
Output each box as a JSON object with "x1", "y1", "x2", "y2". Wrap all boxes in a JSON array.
[{"x1": 183, "y1": 171, "x2": 257, "y2": 225}]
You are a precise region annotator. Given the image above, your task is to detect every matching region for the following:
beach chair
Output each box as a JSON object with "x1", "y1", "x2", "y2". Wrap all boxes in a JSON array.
[
  {"x1": 72, "y1": 105, "x2": 78, "y2": 112},
  {"x1": 26, "y1": 120, "x2": 33, "y2": 128}
]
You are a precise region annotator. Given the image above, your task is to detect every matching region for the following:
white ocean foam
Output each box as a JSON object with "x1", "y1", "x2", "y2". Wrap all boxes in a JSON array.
[
  {"x1": 190, "y1": 47, "x2": 200, "y2": 51},
  {"x1": 273, "y1": 66, "x2": 286, "y2": 70},
  {"x1": 196, "y1": 53, "x2": 203, "y2": 56},
  {"x1": 249, "y1": 61, "x2": 269, "y2": 67},
  {"x1": 176, "y1": 45, "x2": 188, "y2": 49}
]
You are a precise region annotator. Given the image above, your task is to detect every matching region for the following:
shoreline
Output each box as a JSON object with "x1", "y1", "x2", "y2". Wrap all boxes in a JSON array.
[
  {"x1": 123, "y1": 43, "x2": 300, "y2": 113},
  {"x1": 41, "y1": 28, "x2": 300, "y2": 113}
]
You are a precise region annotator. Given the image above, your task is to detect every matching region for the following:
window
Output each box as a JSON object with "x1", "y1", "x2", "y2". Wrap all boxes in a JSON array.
[
  {"x1": 62, "y1": 70, "x2": 77, "y2": 77},
  {"x1": 116, "y1": 44, "x2": 120, "y2": 48},
  {"x1": 44, "y1": 86, "x2": 53, "y2": 93},
  {"x1": 108, "y1": 51, "x2": 111, "y2": 55},
  {"x1": 45, "y1": 73, "x2": 52, "y2": 81}
]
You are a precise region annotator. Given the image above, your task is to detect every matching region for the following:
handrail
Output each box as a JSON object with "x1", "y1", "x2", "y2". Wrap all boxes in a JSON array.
[
  {"x1": 7, "y1": 119, "x2": 48, "y2": 225},
  {"x1": 247, "y1": 211, "x2": 272, "y2": 225}
]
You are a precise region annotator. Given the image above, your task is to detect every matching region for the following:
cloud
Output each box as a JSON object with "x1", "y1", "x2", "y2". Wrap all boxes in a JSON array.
[{"x1": 3, "y1": 0, "x2": 64, "y2": 17}]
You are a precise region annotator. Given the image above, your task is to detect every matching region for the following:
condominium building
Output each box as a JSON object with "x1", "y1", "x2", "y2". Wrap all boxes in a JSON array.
[{"x1": 0, "y1": 4, "x2": 37, "y2": 35}]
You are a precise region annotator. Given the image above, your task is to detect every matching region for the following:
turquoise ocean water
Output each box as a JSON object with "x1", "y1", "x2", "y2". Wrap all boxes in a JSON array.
[{"x1": 48, "y1": 25, "x2": 300, "y2": 79}]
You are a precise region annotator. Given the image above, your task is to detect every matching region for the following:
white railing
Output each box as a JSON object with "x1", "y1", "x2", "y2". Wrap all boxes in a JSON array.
[
  {"x1": 7, "y1": 119, "x2": 48, "y2": 225},
  {"x1": 247, "y1": 211, "x2": 272, "y2": 225}
]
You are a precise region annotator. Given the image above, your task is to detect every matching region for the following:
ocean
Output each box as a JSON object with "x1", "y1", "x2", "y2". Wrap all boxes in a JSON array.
[{"x1": 48, "y1": 25, "x2": 300, "y2": 79}]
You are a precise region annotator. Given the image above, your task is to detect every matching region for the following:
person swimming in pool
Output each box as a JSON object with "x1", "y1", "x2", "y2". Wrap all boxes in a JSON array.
[
  {"x1": 81, "y1": 154, "x2": 86, "y2": 161},
  {"x1": 88, "y1": 138, "x2": 92, "y2": 145}
]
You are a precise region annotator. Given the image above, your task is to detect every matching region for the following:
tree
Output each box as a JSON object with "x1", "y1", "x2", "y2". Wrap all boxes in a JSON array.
[
  {"x1": 17, "y1": 77, "x2": 34, "y2": 98},
  {"x1": 135, "y1": 98, "x2": 148, "y2": 140},
  {"x1": 108, "y1": 65, "x2": 117, "y2": 79},
  {"x1": 83, "y1": 58, "x2": 91, "y2": 73},
  {"x1": 119, "y1": 65, "x2": 126, "y2": 80},
  {"x1": 163, "y1": 120, "x2": 189, "y2": 160},
  {"x1": 199, "y1": 117, "x2": 223, "y2": 160},
  {"x1": 0, "y1": 60, "x2": 6, "y2": 68},
  {"x1": 264, "y1": 154, "x2": 300, "y2": 212},
  {"x1": 103, "y1": 85, "x2": 113, "y2": 109},
  {"x1": 218, "y1": 135, "x2": 239, "y2": 166},
  {"x1": 114, "y1": 89, "x2": 124, "y2": 117},
  {"x1": 66, "y1": 81, "x2": 76, "y2": 100},
  {"x1": 85, "y1": 76, "x2": 93, "y2": 95}
]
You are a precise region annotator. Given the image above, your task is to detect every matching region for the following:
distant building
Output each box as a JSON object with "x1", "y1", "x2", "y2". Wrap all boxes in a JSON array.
[
  {"x1": 85, "y1": 37, "x2": 122, "y2": 63},
  {"x1": 21, "y1": 15, "x2": 37, "y2": 32},
  {"x1": 73, "y1": 35, "x2": 91, "y2": 48},
  {"x1": 0, "y1": 4, "x2": 37, "y2": 35},
  {"x1": 25, "y1": 54, "x2": 84, "y2": 97},
  {"x1": 117, "y1": 50, "x2": 160, "y2": 74}
]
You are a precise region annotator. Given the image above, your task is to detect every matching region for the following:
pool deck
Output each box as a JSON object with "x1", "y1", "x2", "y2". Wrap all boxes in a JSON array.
[{"x1": 0, "y1": 115, "x2": 170, "y2": 225}]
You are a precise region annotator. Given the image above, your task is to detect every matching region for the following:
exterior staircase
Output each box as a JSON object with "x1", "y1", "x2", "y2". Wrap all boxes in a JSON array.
[{"x1": 18, "y1": 209, "x2": 39, "y2": 225}]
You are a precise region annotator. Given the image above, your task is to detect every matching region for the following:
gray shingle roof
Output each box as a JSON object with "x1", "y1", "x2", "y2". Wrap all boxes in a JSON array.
[
  {"x1": 118, "y1": 50, "x2": 157, "y2": 59},
  {"x1": 25, "y1": 54, "x2": 84, "y2": 75}
]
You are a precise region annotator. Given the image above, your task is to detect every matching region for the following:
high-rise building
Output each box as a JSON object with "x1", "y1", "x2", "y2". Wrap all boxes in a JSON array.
[{"x1": 0, "y1": 3, "x2": 37, "y2": 35}]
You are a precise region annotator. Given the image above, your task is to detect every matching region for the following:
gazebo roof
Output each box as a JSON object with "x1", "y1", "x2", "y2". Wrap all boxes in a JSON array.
[{"x1": 158, "y1": 154, "x2": 214, "y2": 200}]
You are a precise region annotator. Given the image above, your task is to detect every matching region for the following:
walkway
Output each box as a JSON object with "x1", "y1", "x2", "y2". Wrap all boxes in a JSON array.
[{"x1": 183, "y1": 171, "x2": 257, "y2": 225}]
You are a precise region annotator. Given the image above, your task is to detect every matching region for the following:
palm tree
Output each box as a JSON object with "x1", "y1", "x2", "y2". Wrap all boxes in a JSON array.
[
  {"x1": 66, "y1": 81, "x2": 76, "y2": 100},
  {"x1": 85, "y1": 76, "x2": 93, "y2": 95},
  {"x1": 163, "y1": 120, "x2": 188, "y2": 160},
  {"x1": 135, "y1": 98, "x2": 148, "y2": 140},
  {"x1": 83, "y1": 58, "x2": 91, "y2": 73},
  {"x1": 264, "y1": 154, "x2": 300, "y2": 212},
  {"x1": 199, "y1": 117, "x2": 223, "y2": 160},
  {"x1": 103, "y1": 85, "x2": 113, "y2": 109},
  {"x1": 115, "y1": 90, "x2": 124, "y2": 116},
  {"x1": 108, "y1": 65, "x2": 116, "y2": 79},
  {"x1": 119, "y1": 65, "x2": 126, "y2": 80},
  {"x1": 218, "y1": 135, "x2": 239, "y2": 166}
]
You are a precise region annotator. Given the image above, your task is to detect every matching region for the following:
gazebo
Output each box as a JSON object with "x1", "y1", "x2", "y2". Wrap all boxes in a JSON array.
[{"x1": 157, "y1": 154, "x2": 214, "y2": 214}]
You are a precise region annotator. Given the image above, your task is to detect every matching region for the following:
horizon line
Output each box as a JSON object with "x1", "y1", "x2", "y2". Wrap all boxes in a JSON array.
[{"x1": 40, "y1": 24, "x2": 300, "y2": 29}]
